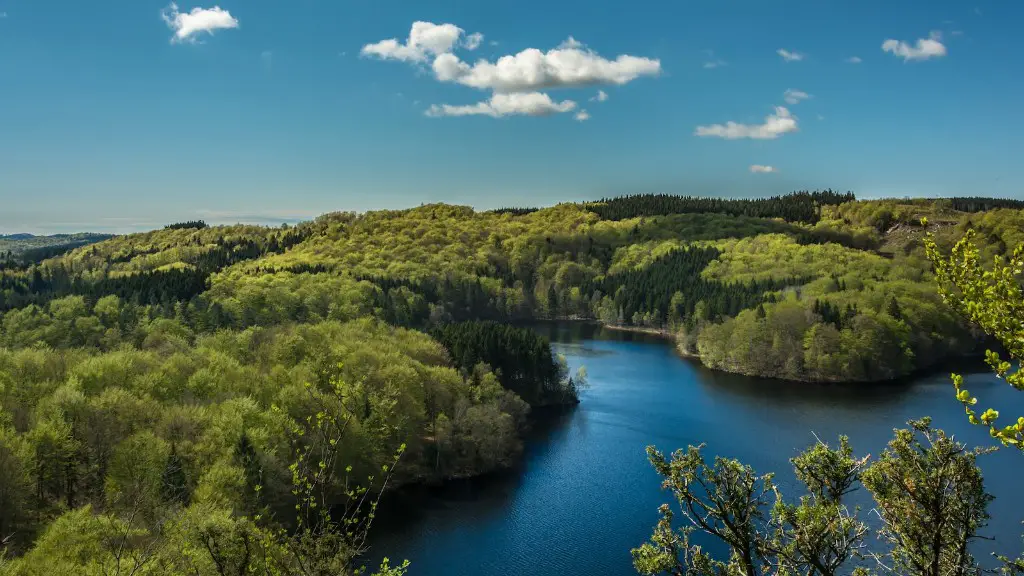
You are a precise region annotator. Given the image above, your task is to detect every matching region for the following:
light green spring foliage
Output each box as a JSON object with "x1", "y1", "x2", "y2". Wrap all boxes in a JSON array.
[
  {"x1": 46, "y1": 223, "x2": 303, "y2": 277},
  {"x1": 692, "y1": 233, "x2": 970, "y2": 381},
  {"x1": 3, "y1": 369, "x2": 412, "y2": 576},
  {"x1": 0, "y1": 317, "x2": 526, "y2": 573},
  {"x1": 925, "y1": 225, "x2": 1024, "y2": 449},
  {"x1": 634, "y1": 421, "x2": 995, "y2": 576}
]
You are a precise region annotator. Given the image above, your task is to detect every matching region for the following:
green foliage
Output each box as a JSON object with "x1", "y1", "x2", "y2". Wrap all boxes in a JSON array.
[
  {"x1": 634, "y1": 421, "x2": 993, "y2": 576},
  {"x1": 432, "y1": 321, "x2": 576, "y2": 406},
  {"x1": 588, "y1": 190, "x2": 854, "y2": 223},
  {"x1": 925, "y1": 227, "x2": 1024, "y2": 449}
]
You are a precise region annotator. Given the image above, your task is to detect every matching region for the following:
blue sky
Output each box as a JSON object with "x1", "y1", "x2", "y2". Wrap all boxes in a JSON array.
[{"x1": 1, "y1": 0, "x2": 1021, "y2": 233}]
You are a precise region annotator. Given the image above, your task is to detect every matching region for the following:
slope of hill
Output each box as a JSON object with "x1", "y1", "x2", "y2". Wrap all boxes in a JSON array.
[
  {"x1": 2, "y1": 191, "x2": 1020, "y2": 565},
  {"x1": 2, "y1": 192, "x2": 1016, "y2": 382},
  {"x1": 0, "y1": 232, "x2": 113, "y2": 257}
]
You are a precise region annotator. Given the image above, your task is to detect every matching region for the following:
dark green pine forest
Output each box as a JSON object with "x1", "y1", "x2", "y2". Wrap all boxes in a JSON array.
[{"x1": 1, "y1": 191, "x2": 1023, "y2": 574}]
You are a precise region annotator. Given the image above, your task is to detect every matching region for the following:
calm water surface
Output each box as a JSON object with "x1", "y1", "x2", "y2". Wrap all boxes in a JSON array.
[{"x1": 369, "y1": 322, "x2": 1024, "y2": 575}]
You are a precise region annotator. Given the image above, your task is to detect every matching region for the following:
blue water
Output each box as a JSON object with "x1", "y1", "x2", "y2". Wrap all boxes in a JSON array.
[{"x1": 369, "y1": 323, "x2": 1024, "y2": 575}]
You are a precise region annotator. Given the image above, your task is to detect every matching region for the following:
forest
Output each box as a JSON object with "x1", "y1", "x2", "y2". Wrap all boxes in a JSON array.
[{"x1": 1, "y1": 191, "x2": 1022, "y2": 573}]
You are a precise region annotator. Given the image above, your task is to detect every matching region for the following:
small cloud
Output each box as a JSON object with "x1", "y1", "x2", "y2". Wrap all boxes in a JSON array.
[
  {"x1": 974, "y1": 7, "x2": 982, "y2": 15},
  {"x1": 846, "y1": 56, "x2": 862, "y2": 64},
  {"x1": 489, "y1": 40, "x2": 499, "y2": 46},
  {"x1": 260, "y1": 50, "x2": 273, "y2": 68},
  {"x1": 574, "y1": 110, "x2": 591, "y2": 122},
  {"x1": 817, "y1": 114, "x2": 825, "y2": 121},
  {"x1": 783, "y1": 89, "x2": 811, "y2": 105},
  {"x1": 591, "y1": 90, "x2": 609, "y2": 102},
  {"x1": 882, "y1": 31, "x2": 947, "y2": 61},
  {"x1": 750, "y1": 165, "x2": 777, "y2": 174},
  {"x1": 465, "y1": 32, "x2": 484, "y2": 51},
  {"x1": 695, "y1": 106, "x2": 799, "y2": 140},
  {"x1": 951, "y1": 30, "x2": 964, "y2": 36},
  {"x1": 339, "y1": 51, "x2": 348, "y2": 57},
  {"x1": 426, "y1": 92, "x2": 577, "y2": 118},
  {"x1": 161, "y1": 3, "x2": 239, "y2": 44},
  {"x1": 0, "y1": 12, "x2": 7, "y2": 18},
  {"x1": 777, "y1": 48, "x2": 804, "y2": 62},
  {"x1": 361, "y1": 21, "x2": 465, "y2": 63}
]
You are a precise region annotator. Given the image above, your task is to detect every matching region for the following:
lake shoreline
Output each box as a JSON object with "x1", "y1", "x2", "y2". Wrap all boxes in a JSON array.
[{"x1": 535, "y1": 317, "x2": 984, "y2": 386}]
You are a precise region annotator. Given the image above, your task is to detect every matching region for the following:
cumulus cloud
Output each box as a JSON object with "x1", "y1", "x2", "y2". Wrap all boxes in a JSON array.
[
  {"x1": 431, "y1": 38, "x2": 661, "y2": 92},
  {"x1": 574, "y1": 110, "x2": 591, "y2": 122},
  {"x1": 777, "y1": 49, "x2": 804, "y2": 62},
  {"x1": 366, "y1": 22, "x2": 659, "y2": 120},
  {"x1": 846, "y1": 56, "x2": 862, "y2": 63},
  {"x1": 783, "y1": 89, "x2": 811, "y2": 105},
  {"x1": 425, "y1": 92, "x2": 577, "y2": 118},
  {"x1": 361, "y1": 21, "x2": 469, "y2": 62},
  {"x1": 750, "y1": 165, "x2": 777, "y2": 174},
  {"x1": 695, "y1": 106, "x2": 798, "y2": 140},
  {"x1": 161, "y1": 3, "x2": 239, "y2": 43},
  {"x1": 465, "y1": 32, "x2": 484, "y2": 51},
  {"x1": 882, "y1": 31, "x2": 947, "y2": 61}
]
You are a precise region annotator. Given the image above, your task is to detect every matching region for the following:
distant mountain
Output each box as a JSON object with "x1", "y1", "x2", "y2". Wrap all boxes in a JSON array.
[{"x1": 0, "y1": 232, "x2": 115, "y2": 256}]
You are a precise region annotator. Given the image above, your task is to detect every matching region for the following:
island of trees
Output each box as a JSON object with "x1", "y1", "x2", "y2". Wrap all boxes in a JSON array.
[{"x1": 1, "y1": 191, "x2": 1023, "y2": 574}]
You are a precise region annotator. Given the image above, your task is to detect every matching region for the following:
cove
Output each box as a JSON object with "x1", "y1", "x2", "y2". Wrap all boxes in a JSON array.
[{"x1": 368, "y1": 322, "x2": 1024, "y2": 575}]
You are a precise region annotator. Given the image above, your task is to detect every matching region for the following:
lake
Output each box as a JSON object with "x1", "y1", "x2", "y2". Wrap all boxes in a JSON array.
[{"x1": 368, "y1": 322, "x2": 1024, "y2": 575}]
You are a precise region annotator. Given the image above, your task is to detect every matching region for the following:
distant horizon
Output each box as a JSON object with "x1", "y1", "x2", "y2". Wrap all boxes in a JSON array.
[{"x1": 4, "y1": 188, "x2": 1021, "y2": 236}]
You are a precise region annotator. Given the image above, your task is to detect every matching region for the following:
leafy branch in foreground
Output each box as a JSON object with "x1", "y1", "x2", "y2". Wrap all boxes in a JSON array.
[
  {"x1": 633, "y1": 420, "x2": 994, "y2": 576},
  {"x1": 924, "y1": 224, "x2": 1024, "y2": 449}
]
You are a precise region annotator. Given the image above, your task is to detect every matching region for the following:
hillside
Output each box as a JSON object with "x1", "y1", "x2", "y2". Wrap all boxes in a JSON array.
[
  {"x1": 2, "y1": 191, "x2": 1021, "y2": 568},
  {"x1": 0, "y1": 233, "x2": 113, "y2": 262},
  {"x1": 3, "y1": 193, "x2": 1019, "y2": 382}
]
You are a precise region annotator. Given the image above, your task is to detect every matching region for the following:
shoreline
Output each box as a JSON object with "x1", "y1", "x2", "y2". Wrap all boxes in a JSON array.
[{"x1": 539, "y1": 317, "x2": 982, "y2": 386}]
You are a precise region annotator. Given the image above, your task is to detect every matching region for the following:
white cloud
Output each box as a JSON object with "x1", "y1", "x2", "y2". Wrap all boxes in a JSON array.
[
  {"x1": 361, "y1": 21, "x2": 469, "y2": 63},
  {"x1": 430, "y1": 38, "x2": 661, "y2": 92},
  {"x1": 817, "y1": 114, "x2": 825, "y2": 121},
  {"x1": 846, "y1": 56, "x2": 862, "y2": 64},
  {"x1": 783, "y1": 89, "x2": 811, "y2": 105},
  {"x1": 0, "y1": 12, "x2": 7, "y2": 18},
  {"x1": 882, "y1": 31, "x2": 947, "y2": 61},
  {"x1": 425, "y1": 92, "x2": 577, "y2": 118},
  {"x1": 465, "y1": 32, "x2": 484, "y2": 51},
  {"x1": 161, "y1": 3, "x2": 239, "y2": 44},
  {"x1": 366, "y1": 23, "x2": 659, "y2": 120},
  {"x1": 777, "y1": 48, "x2": 804, "y2": 62},
  {"x1": 695, "y1": 106, "x2": 798, "y2": 140},
  {"x1": 750, "y1": 165, "x2": 777, "y2": 174},
  {"x1": 703, "y1": 59, "x2": 727, "y2": 69},
  {"x1": 574, "y1": 110, "x2": 591, "y2": 122}
]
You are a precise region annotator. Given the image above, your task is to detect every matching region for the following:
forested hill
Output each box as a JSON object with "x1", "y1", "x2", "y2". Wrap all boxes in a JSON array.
[
  {"x1": 1, "y1": 191, "x2": 1020, "y2": 570},
  {"x1": 4, "y1": 192, "x2": 1020, "y2": 382}
]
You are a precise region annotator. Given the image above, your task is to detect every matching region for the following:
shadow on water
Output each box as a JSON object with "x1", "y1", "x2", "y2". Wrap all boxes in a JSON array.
[{"x1": 366, "y1": 405, "x2": 579, "y2": 552}]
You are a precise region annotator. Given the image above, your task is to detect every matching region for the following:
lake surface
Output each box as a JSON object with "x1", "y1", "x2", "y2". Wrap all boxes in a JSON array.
[{"x1": 369, "y1": 322, "x2": 1024, "y2": 575}]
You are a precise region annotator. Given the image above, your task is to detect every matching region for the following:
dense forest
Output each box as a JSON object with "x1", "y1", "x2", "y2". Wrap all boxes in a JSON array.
[{"x1": 1, "y1": 191, "x2": 1022, "y2": 573}]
